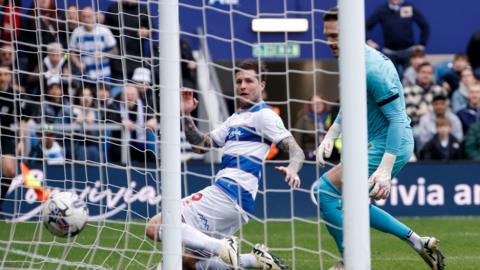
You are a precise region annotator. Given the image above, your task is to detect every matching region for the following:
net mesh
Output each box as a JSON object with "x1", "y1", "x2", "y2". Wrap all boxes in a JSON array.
[{"x1": 0, "y1": 0, "x2": 342, "y2": 269}]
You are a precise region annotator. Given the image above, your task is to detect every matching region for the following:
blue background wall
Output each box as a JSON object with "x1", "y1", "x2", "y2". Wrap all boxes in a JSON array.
[
  {"x1": 4, "y1": 162, "x2": 480, "y2": 222},
  {"x1": 19, "y1": 0, "x2": 480, "y2": 60}
]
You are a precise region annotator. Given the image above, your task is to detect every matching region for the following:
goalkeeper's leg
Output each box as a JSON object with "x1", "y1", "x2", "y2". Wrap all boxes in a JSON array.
[{"x1": 317, "y1": 168, "x2": 444, "y2": 269}]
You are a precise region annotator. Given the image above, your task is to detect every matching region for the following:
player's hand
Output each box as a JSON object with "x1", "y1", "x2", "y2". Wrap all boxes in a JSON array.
[
  {"x1": 368, "y1": 167, "x2": 392, "y2": 200},
  {"x1": 181, "y1": 88, "x2": 198, "y2": 115},
  {"x1": 316, "y1": 123, "x2": 341, "y2": 167},
  {"x1": 275, "y1": 166, "x2": 301, "y2": 188},
  {"x1": 368, "y1": 153, "x2": 396, "y2": 200},
  {"x1": 316, "y1": 137, "x2": 334, "y2": 167}
]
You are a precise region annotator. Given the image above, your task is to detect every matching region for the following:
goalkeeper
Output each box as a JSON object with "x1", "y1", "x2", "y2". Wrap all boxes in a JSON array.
[
  {"x1": 146, "y1": 60, "x2": 304, "y2": 270},
  {"x1": 314, "y1": 7, "x2": 445, "y2": 270}
]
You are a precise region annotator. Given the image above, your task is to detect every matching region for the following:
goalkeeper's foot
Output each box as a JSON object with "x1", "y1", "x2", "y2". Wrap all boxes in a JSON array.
[
  {"x1": 328, "y1": 260, "x2": 344, "y2": 270},
  {"x1": 418, "y1": 237, "x2": 445, "y2": 270},
  {"x1": 218, "y1": 236, "x2": 239, "y2": 268},
  {"x1": 252, "y1": 244, "x2": 288, "y2": 269}
]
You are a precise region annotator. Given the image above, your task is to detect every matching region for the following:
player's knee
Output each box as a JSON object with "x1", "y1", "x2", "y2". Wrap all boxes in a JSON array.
[{"x1": 145, "y1": 217, "x2": 162, "y2": 241}]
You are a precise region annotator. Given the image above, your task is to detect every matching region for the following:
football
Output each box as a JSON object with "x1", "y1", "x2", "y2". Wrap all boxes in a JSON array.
[{"x1": 42, "y1": 191, "x2": 88, "y2": 237}]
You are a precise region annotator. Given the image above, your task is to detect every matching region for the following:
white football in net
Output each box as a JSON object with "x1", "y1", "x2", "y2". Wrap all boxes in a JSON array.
[{"x1": 42, "y1": 191, "x2": 88, "y2": 237}]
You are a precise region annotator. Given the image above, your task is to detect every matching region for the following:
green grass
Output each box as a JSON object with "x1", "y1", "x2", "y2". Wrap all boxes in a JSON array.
[{"x1": 1, "y1": 217, "x2": 479, "y2": 269}]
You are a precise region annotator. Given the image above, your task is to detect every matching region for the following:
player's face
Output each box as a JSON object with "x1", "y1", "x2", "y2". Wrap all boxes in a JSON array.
[
  {"x1": 323, "y1": 20, "x2": 339, "y2": 58},
  {"x1": 235, "y1": 69, "x2": 265, "y2": 108}
]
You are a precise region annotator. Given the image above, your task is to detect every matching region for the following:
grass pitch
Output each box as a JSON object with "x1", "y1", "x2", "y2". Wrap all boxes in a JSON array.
[{"x1": 0, "y1": 217, "x2": 479, "y2": 269}]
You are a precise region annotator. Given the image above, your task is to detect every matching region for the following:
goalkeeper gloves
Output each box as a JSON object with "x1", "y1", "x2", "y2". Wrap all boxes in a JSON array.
[
  {"x1": 316, "y1": 123, "x2": 341, "y2": 167},
  {"x1": 368, "y1": 152, "x2": 396, "y2": 200}
]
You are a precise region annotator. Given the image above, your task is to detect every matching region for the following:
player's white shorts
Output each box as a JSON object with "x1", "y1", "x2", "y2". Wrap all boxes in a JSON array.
[{"x1": 181, "y1": 185, "x2": 249, "y2": 239}]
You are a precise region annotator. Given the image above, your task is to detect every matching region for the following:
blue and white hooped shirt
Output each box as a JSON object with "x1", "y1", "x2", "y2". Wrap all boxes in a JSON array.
[{"x1": 209, "y1": 102, "x2": 292, "y2": 213}]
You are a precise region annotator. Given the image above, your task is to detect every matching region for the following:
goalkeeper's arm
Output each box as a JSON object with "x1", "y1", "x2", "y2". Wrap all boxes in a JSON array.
[{"x1": 369, "y1": 96, "x2": 406, "y2": 200}]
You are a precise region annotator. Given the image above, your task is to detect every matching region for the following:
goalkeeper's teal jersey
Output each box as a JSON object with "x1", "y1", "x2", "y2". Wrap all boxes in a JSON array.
[{"x1": 336, "y1": 45, "x2": 413, "y2": 155}]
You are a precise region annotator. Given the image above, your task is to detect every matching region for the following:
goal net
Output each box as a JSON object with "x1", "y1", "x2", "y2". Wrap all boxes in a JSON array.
[{"x1": 0, "y1": 0, "x2": 344, "y2": 269}]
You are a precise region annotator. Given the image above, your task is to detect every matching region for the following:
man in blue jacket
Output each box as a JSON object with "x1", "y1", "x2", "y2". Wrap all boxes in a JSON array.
[{"x1": 366, "y1": 0, "x2": 430, "y2": 79}]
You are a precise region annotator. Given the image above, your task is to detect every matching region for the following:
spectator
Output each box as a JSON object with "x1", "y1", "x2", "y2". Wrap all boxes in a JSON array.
[
  {"x1": 65, "y1": 5, "x2": 79, "y2": 44},
  {"x1": 131, "y1": 67, "x2": 157, "y2": 112},
  {"x1": 70, "y1": 7, "x2": 117, "y2": 85},
  {"x1": 457, "y1": 83, "x2": 480, "y2": 134},
  {"x1": 402, "y1": 48, "x2": 426, "y2": 87},
  {"x1": 72, "y1": 87, "x2": 100, "y2": 162},
  {"x1": 0, "y1": 0, "x2": 21, "y2": 43},
  {"x1": 438, "y1": 54, "x2": 469, "y2": 95},
  {"x1": 0, "y1": 43, "x2": 14, "y2": 66},
  {"x1": 466, "y1": 30, "x2": 480, "y2": 79},
  {"x1": 28, "y1": 42, "x2": 70, "y2": 95},
  {"x1": 404, "y1": 62, "x2": 447, "y2": 126},
  {"x1": 41, "y1": 78, "x2": 73, "y2": 157},
  {"x1": 293, "y1": 95, "x2": 338, "y2": 161},
  {"x1": 414, "y1": 94, "x2": 463, "y2": 152},
  {"x1": 366, "y1": 0, "x2": 429, "y2": 78},
  {"x1": 451, "y1": 67, "x2": 478, "y2": 112},
  {"x1": 0, "y1": 64, "x2": 33, "y2": 216},
  {"x1": 19, "y1": 0, "x2": 67, "y2": 72},
  {"x1": 29, "y1": 126, "x2": 65, "y2": 165},
  {"x1": 419, "y1": 116, "x2": 463, "y2": 161},
  {"x1": 464, "y1": 122, "x2": 480, "y2": 161},
  {"x1": 0, "y1": 43, "x2": 22, "y2": 92},
  {"x1": 107, "y1": 84, "x2": 156, "y2": 163},
  {"x1": 104, "y1": 0, "x2": 150, "y2": 81},
  {"x1": 96, "y1": 83, "x2": 112, "y2": 121},
  {"x1": 180, "y1": 38, "x2": 197, "y2": 89}
]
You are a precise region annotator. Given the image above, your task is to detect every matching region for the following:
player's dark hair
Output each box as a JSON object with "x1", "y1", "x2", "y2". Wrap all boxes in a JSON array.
[
  {"x1": 323, "y1": 7, "x2": 338, "y2": 22},
  {"x1": 235, "y1": 60, "x2": 267, "y2": 83}
]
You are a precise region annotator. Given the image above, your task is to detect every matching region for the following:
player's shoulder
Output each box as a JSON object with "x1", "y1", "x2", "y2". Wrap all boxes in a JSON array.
[{"x1": 254, "y1": 103, "x2": 280, "y2": 119}]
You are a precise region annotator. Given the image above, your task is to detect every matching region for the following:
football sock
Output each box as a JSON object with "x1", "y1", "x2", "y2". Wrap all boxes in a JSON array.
[
  {"x1": 405, "y1": 231, "x2": 423, "y2": 252},
  {"x1": 180, "y1": 223, "x2": 223, "y2": 254}
]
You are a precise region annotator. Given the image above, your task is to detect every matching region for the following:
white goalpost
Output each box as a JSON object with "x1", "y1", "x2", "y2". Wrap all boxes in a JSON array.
[
  {"x1": 158, "y1": 0, "x2": 182, "y2": 269},
  {"x1": 338, "y1": 0, "x2": 371, "y2": 269}
]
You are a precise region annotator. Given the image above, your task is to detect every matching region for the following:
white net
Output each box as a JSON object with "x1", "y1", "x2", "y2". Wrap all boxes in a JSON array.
[{"x1": 0, "y1": 0, "x2": 343, "y2": 269}]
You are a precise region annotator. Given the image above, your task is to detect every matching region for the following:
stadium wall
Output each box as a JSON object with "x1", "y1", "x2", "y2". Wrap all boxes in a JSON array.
[
  {"x1": 4, "y1": 162, "x2": 480, "y2": 222},
  {"x1": 18, "y1": 0, "x2": 480, "y2": 60}
]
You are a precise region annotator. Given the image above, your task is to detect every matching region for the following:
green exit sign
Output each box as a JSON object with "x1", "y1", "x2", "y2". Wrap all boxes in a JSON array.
[{"x1": 253, "y1": 43, "x2": 300, "y2": 58}]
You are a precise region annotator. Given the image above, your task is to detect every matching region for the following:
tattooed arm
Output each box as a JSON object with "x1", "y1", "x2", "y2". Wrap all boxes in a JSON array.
[
  {"x1": 275, "y1": 136, "x2": 305, "y2": 188},
  {"x1": 183, "y1": 116, "x2": 213, "y2": 154}
]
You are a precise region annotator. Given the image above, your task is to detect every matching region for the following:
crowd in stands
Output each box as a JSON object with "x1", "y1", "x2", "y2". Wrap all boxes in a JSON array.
[
  {"x1": 0, "y1": 0, "x2": 479, "y2": 166},
  {"x1": 0, "y1": 0, "x2": 198, "y2": 166}
]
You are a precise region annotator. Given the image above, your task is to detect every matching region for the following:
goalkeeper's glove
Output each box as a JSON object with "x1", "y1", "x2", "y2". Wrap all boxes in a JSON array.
[
  {"x1": 316, "y1": 123, "x2": 341, "y2": 167},
  {"x1": 368, "y1": 153, "x2": 396, "y2": 200}
]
